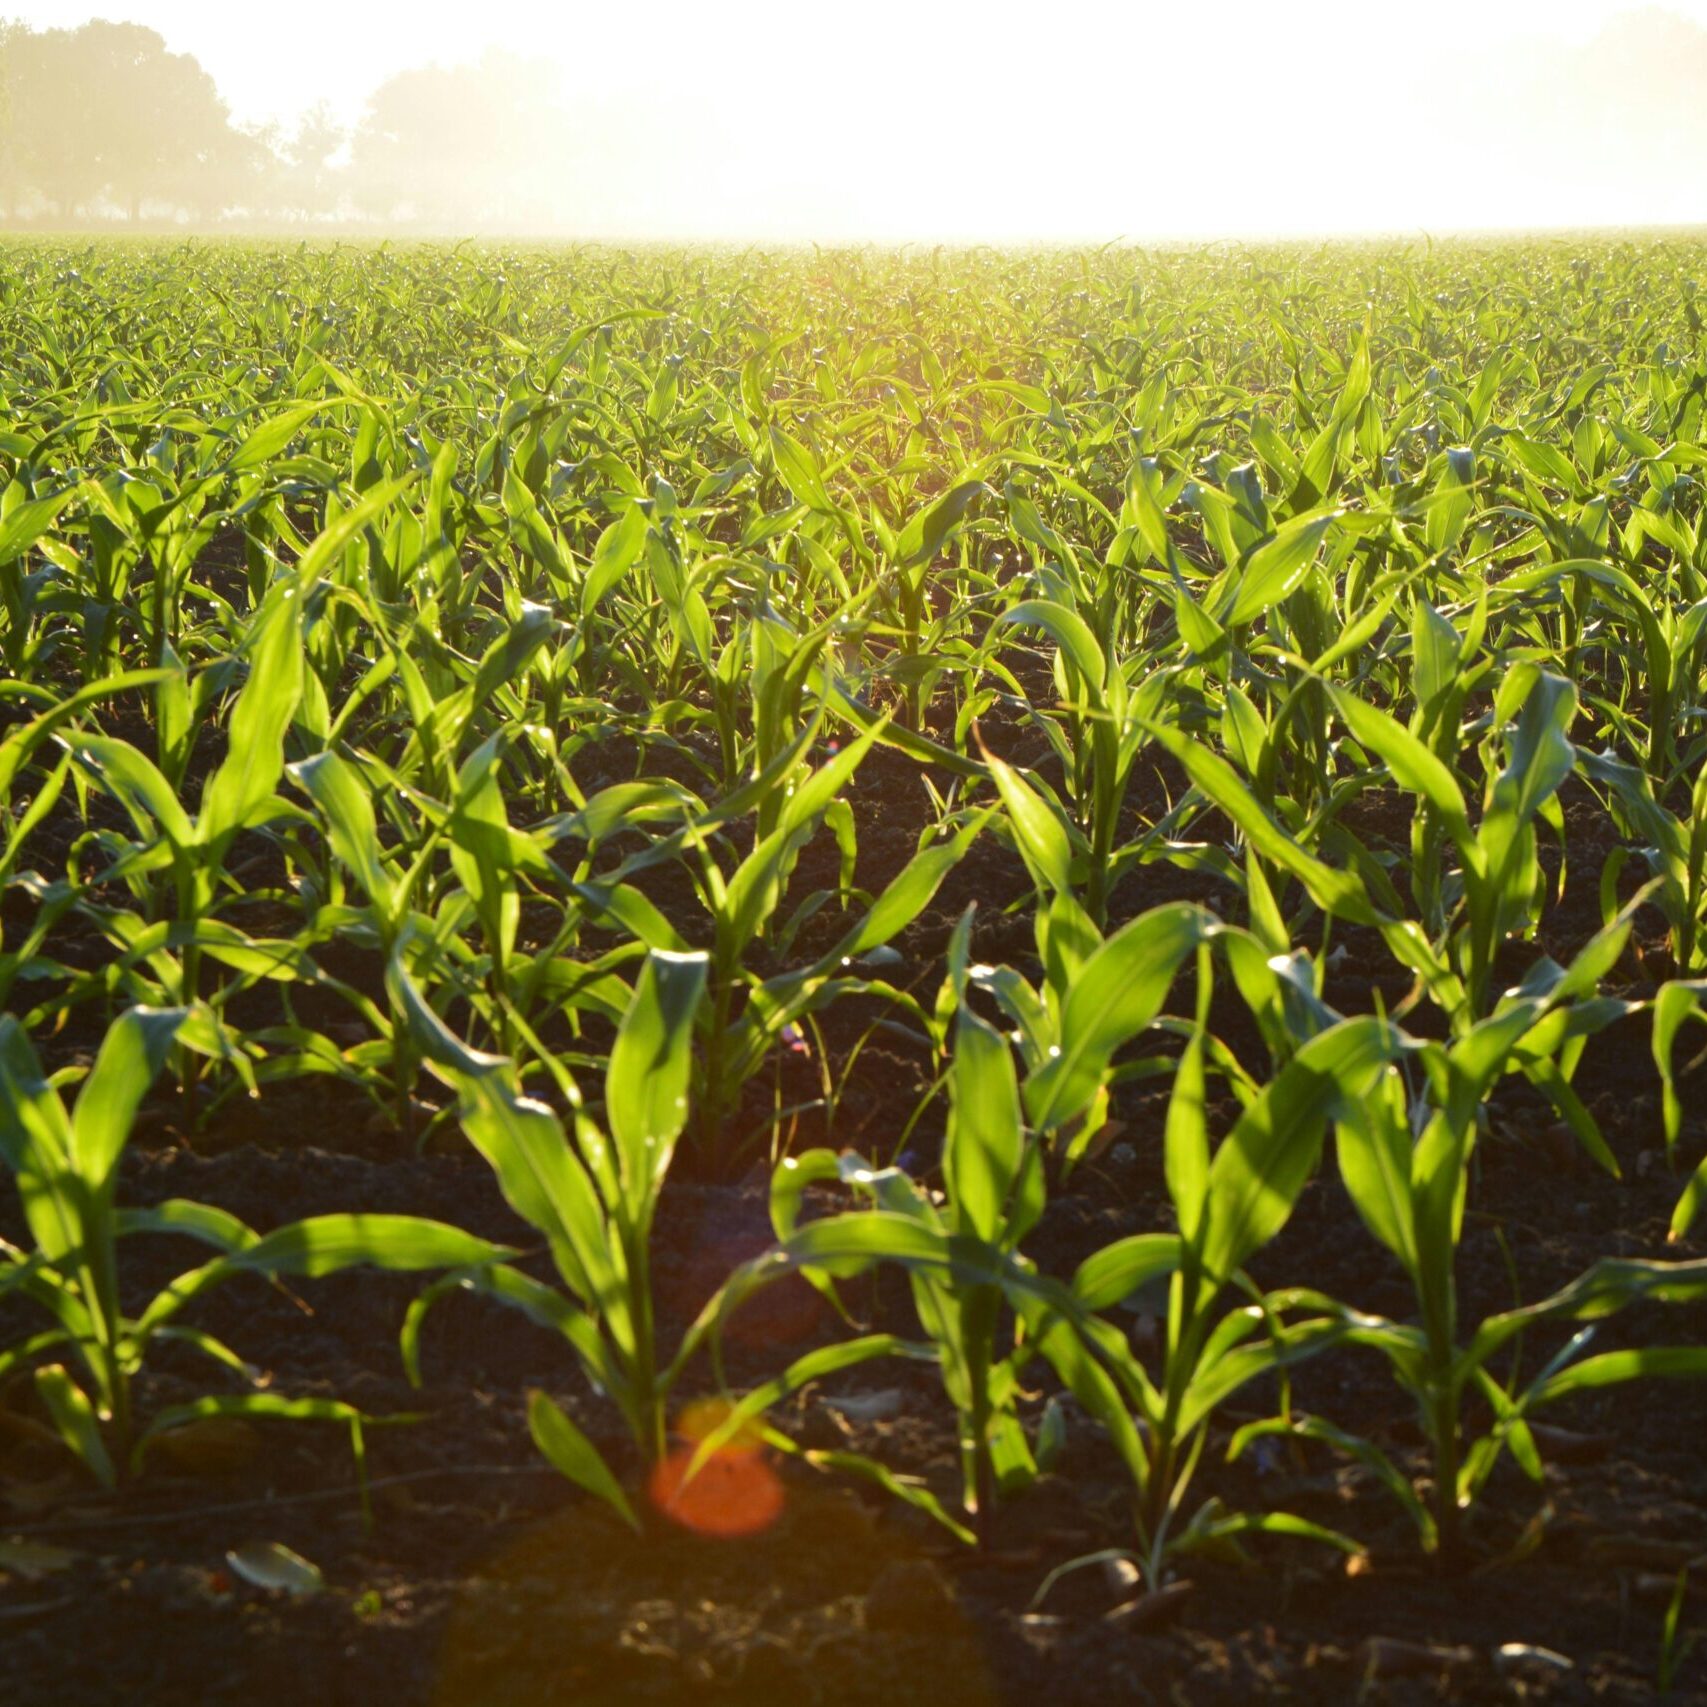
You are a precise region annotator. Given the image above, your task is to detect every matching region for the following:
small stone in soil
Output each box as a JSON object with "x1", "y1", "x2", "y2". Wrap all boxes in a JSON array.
[
  {"x1": 1103, "y1": 1579, "x2": 1193, "y2": 1629},
  {"x1": 1492, "y1": 1642, "x2": 1574, "y2": 1677}
]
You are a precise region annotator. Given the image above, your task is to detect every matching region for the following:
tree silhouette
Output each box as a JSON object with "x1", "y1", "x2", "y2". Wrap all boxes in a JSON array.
[
  {"x1": 279, "y1": 101, "x2": 347, "y2": 221},
  {"x1": 0, "y1": 20, "x2": 23, "y2": 220},
  {"x1": 0, "y1": 20, "x2": 575, "y2": 229},
  {"x1": 348, "y1": 51, "x2": 566, "y2": 229},
  {"x1": 0, "y1": 20, "x2": 253, "y2": 220}
]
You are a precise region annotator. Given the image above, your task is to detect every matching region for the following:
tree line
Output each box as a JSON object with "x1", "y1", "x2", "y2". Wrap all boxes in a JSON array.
[{"x1": 0, "y1": 19, "x2": 569, "y2": 228}]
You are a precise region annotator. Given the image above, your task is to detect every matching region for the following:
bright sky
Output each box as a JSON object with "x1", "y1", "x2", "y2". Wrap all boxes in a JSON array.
[{"x1": 9, "y1": 0, "x2": 1707, "y2": 237}]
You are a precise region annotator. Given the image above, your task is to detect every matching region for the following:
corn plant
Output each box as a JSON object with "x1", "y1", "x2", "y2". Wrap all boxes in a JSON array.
[
  {"x1": 1022, "y1": 1009, "x2": 1415, "y2": 1589},
  {"x1": 1582, "y1": 747, "x2": 1707, "y2": 975},
  {"x1": 44, "y1": 496, "x2": 400, "y2": 1118},
  {"x1": 0, "y1": 1006, "x2": 505, "y2": 1485},
  {"x1": 991, "y1": 579, "x2": 1161, "y2": 927},
  {"x1": 1236, "y1": 915, "x2": 1707, "y2": 1567},
  {"x1": 972, "y1": 752, "x2": 1223, "y2": 1166},
  {"x1": 401, "y1": 946, "x2": 737, "y2": 1523},
  {"x1": 551, "y1": 715, "x2": 985, "y2": 1173},
  {"x1": 759, "y1": 987, "x2": 1049, "y2": 1542}
]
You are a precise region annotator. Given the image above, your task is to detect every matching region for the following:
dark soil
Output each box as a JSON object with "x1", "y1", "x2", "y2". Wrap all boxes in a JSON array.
[{"x1": 4, "y1": 700, "x2": 1707, "y2": 1703}]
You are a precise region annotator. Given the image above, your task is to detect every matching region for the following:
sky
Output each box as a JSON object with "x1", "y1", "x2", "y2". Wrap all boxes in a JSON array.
[{"x1": 7, "y1": 0, "x2": 1707, "y2": 238}]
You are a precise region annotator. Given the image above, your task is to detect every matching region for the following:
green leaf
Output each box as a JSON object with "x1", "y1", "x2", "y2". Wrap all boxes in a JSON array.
[
  {"x1": 1461, "y1": 1256, "x2": 1707, "y2": 1374},
  {"x1": 817, "y1": 817, "x2": 983, "y2": 969},
  {"x1": 769, "y1": 426, "x2": 833, "y2": 513},
  {"x1": 115, "y1": 1198, "x2": 259, "y2": 1253},
  {"x1": 582, "y1": 504, "x2": 649, "y2": 613},
  {"x1": 1184, "y1": 1504, "x2": 1364, "y2": 1560},
  {"x1": 289, "y1": 749, "x2": 394, "y2": 909},
  {"x1": 1026, "y1": 903, "x2": 1216, "y2": 1134},
  {"x1": 1481, "y1": 673, "x2": 1577, "y2": 885},
  {"x1": 1222, "y1": 509, "x2": 1335, "y2": 628},
  {"x1": 1530, "y1": 1345, "x2": 1707, "y2": 1407},
  {"x1": 895, "y1": 480, "x2": 985, "y2": 570},
  {"x1": 35, "y1": 1364, "x2": 114, "y2": 1487},
  {"x1": 1331, "y1": 688, "x2": 1474, "y2": 856},
  {"x1": 1673, "y1": 1152, "x2": 1707, "y2": 1243},
  {"x1": 944, "y1": 1007, "x2": 1024, "y2": 1244},
  {"x1": 241, "y1": 1214, "x2": 504, "y2": 1277},
  {"x1": 1145, "y1": 723, "x2": 1377, "y2": 925},
  {"x1": 70, "y1": 1006, "x2": 185, "y2": 1186},
  {"x1": 999, "y1": 599, "x2": 1105, "y2": 693},
  {"x1": 1653, "y1": 982, "x2": 1706, "y2": 1152},
  {"x1": 197, "y1": 581, "x2": 307, "y2": 846},
  {"x1": 684, "y1": 1335, "x2": 929, "y2": 1483},
  {"x1": 448, "y1": 1078, "x2": 614, "y2": 1307},
  {"x1": 144, "y1": 1396, "x2": 379, "y2": 1444},
  {"x1": 1164, "y1": 1031, "x2": 1211, "y2": 1245},
  {"x1": 1199, "y1": 1017, "x2": 1409, "y2": 1285},
  {"x1": 400, "y1": 1262, "x2": 627, "y2": 1406},
  {"x1": 984, "y1": 749, "x2": 1074, "y2": 897},
  {"x1": 0, "y1": 1017, "x2": 78, "y2": 1259},
  {"x1": 1229, "y1": 1412, "x2": 1435, "y2": 1549},
  {"x1": 1070, "y1": 1234, "x2": 1183, "y2": 1312},
  {"x1": 223, "y1": 402, "x2": 322, "y2": 474},
  {"x1": 1334, "y1": 1071, "x2": 1417, "y2": 1273},
  {"x1": 528, "y1": 1390, "x2": 639, "y2": 1531},
  {"x1": 0, "y1": 669, "x2": 171, "y2": 800},
  {"x1": 606, "y1": 949, "x2": 708, "y2": 1215},
  {"x1": 0, "y1": 487, "x2": 74, "y2": 566},
  {"x1": 59, "y1": 733, "x2": 195, "y2": 849},
  {"x1": 291, "y1": 473, "x2": 415, "y2": 589},
  {"x1": 787, "y1": 1441, "x2": 976, "y2": 1545}
]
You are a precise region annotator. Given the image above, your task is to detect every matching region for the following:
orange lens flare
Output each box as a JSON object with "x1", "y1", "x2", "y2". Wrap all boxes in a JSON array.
[
  {"x1": 672, "y1": 1396, "x2": 765, "y2": 1451},
  {"x1": 647, "y1": 1400, "x2": 784, "y2": 1538}
]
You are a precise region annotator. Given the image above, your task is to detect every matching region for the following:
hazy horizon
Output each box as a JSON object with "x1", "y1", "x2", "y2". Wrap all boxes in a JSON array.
[{"x1": 5, "y1": 0, "x2": 1707, "y2": 240}]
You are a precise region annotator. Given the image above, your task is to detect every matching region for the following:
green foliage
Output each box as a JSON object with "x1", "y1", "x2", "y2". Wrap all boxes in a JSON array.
[
  {"x1": 0, "y1": 1006, "x2": 504, "y2": 1484},
  {"x1": 0, "y1": 235, "x2": 1704, "y2": 1597},
  {"x1": 403, "y1": 947, "x2": 727, "y2": 1522}
]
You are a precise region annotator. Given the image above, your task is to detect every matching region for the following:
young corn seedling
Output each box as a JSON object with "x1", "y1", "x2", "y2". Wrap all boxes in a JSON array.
[
  {"x1": 973, "y1": 751, "x2": 1221, "y2": 1168},
  {"x1": 993, "y1": 578, "x2": 1168, "y2": 928},
  {"x1": 556, "y1": 711, "x2": 983, "y2": 1174},
  {"x1": 1582, "y1": 746, "x2": 1707, "y2": 976},
  {"x1": 758, "y1": 985, "x2": 1050, "y2": 1543},
  {"x1": 1237, "y1": 913, "x2": 1707, "y2": 1568},
  {"x1": 1335, "y1": 662, "x2": 1580, "y2": 1015},
  {"x1": 871, "y1": 474, "x2": 988, "y2": 730},
  {"x1": 1333, "y1": 665, "x2": 1649, "y2": 1171},
  {"x1": 0, "y1": 471, "x2": 78, "y2": 677},
  {"x1": 0, "y1": 1006, "x2": 504, "y2": 1487},
  {"x1": 289, "y1": 723, "x2": 588, "y2": 1132},
  {"x1": 1026, "y1": 1007, "x2": 1414, "y2": 1593},
  {"x1": 0, "y1": 670, "x2": 175, "y2": 1009},
  {"x1": 54, "y1": 574, "x2": 311, "y2": 1121},
  {"x1": 46, "y1": 491, "x2": 404, "y2": 1119},
  {"x1": 400, "y1": 946, "x2": 755, "y2": 1523}
]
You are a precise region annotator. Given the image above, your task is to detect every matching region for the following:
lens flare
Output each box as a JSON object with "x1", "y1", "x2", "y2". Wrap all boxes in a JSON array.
[{"x1": 647, "y1": 1399, "x2": 785, "y2": 1538}]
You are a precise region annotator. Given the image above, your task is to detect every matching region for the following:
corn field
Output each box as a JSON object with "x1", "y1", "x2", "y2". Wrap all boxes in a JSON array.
[{"x1": 3, "y1": 235, "x2": 1707, "y2": 1704}]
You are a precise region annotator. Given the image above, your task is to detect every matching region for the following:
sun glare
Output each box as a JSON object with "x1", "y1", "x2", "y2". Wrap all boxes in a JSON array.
[{"x1": 2, "y1": 0, "x2": 1705, "y2": 237}]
